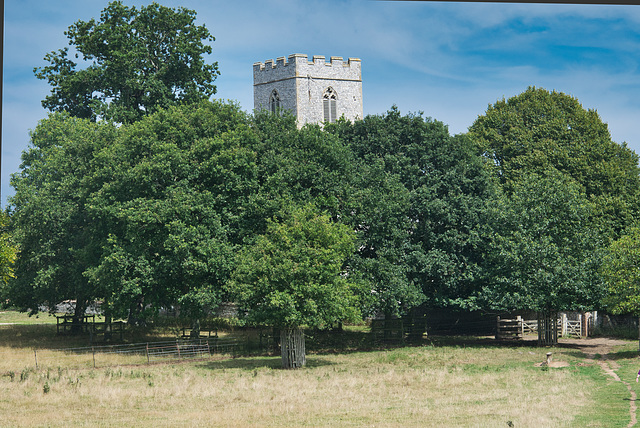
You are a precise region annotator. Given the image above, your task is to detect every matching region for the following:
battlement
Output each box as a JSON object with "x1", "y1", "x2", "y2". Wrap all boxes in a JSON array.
[
  {"x1": 253, "y1": 54, "x2": 361, "y2": 86},
  {"x1": 253, "y1": 54, "x2": 361, "y2": 71},
  {"x1": 253, "y1": 53, "x2": 363, "y2": 128}
]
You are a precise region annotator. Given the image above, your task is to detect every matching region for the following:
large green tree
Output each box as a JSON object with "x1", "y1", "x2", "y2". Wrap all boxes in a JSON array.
[
  {"x1": 229, "y1": 203, "x2": 361, "y2": 368},
  {"x1": 34, "y1": 1, "x2": 219, "y2": 124},
  {"x1": 329, "y1": 109, "x2": 497, "y2": 314},
  {"x1": 479, "y1": 171, "x2": 603, "y2": 344},
  {"x1": 86, "y1": 101, "x2": 254, "y2": 324},
  {"x1": 8, "y1": 101, "x2": 256, "y2": 328},
  {"x1": 7, "y1": 114, "x2": 117, "y2": 326},
  {"x1": 601, "y1": 228, "x2": 640, "y2": 349},
  {"x1": 468, "y1": 86, "x2": 640, "y2": 241},
  {"x1": 243, "y1": 113, "x2": 389, "y2": 318},
  {"x1": 468, "y1": 87, "x2": 640, "y2": 342}
]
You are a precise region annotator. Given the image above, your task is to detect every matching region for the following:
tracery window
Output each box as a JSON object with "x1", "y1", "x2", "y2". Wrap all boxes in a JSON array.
[
  {"x1": 323, "y1": 87, "x2": 337, "y2": 123},
  {"x1": 269, "y1": 90, "x2": 280, "y2": 113}
]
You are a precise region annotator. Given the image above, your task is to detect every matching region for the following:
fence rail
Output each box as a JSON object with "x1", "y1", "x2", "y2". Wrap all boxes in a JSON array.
[
  {"x1": 565, "y1": 320, "x2": 581, "y2": 337},
  {"x1": 522, "y1": 319, "x2": 538, "y2": 335},
  {"x1": 32, "y1": 337, "x2": 246, "y2": 370},
  {"x1": 496, "y1": 316, "x2": 523, "y2": 340},
  {"x1": 497, "y1": 315, "x2": 585, "y2": 341}
]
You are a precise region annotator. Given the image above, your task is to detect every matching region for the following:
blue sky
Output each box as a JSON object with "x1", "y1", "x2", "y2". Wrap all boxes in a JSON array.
[{"x1": 4, "y1": 1, "x2": 640, "y2": 207}]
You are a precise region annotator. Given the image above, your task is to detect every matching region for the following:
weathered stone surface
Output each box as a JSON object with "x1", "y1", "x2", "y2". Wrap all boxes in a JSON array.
[{"x1": 254, "y1": 54, "x2": 363, "y2": 127}]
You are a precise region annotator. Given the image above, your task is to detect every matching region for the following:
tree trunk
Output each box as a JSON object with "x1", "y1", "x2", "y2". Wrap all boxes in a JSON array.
[
  {"x1": 280, "y1": 327, "x2": 306, "y2": 369},
  {"x1": 128, "y1": 297, "x2": 146, "y2": 327},
  {"x1": 71, "y1": 300, "x2": 87, "y2": 335},
  {"x1": 537, "y1": 311, "x2": 558, "y2": 346},
  {"x1": 272, "y1": 327, "x2": 280, "y2": 355},
  {"x1": 190, "y1": 318, "x2": 201, "y2": 338},
  {"x1": 104, "y1": 312, "x2": 113, "y2": 341}
]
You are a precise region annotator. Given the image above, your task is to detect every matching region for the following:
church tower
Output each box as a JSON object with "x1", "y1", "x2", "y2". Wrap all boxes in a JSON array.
[{"x1": 253, "y1": 54, "x2": 363, "y2": 127}]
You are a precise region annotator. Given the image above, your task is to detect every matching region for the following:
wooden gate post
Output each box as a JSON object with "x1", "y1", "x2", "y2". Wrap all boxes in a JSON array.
[{"x1": 517, "y1": 316, "x2": 523, "y2": 338}]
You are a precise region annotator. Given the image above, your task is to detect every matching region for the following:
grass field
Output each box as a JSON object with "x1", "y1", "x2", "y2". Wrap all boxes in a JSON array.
[
  {"x1": 0, "y1": 310, "x2": 59, "y2": 325},
  {"x1": 0, "y1": 311, "x2": 637, "y2": 427}
]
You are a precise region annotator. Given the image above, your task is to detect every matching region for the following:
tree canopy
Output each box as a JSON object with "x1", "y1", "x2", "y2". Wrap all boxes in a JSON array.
[
  {"x1": 7, "y1": 102, "x2": 251, "y2": 325},
  {"x1": 329, "y1": 108, "x2": 498, "y2": 312},
  {"x1": 468, "y1": 86, "x2": 640, "y2": 241},
  {"x1": 85, "y1": 101, "x2": 250, "y2": 322},
  {"x1": 479, "y1": 171, "x2": 603, "y2": 314},
  {"x1": 7, "y1": 114, "x2": 117, "y2": 323},
  {"x1": 229, "y1": 203, "x2": 360, "y2": 329},
  {"x1": 601, "y1": 228, "x2": 640, "y2": 316},
  {"x1": 8, "y1": 80, "x2": 640, "y2": 344},
  {"x1": 34, "y1": 1, "x2": 219, "y2": 124}
]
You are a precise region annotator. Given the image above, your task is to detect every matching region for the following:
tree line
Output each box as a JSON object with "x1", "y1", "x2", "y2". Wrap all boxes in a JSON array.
[{"x1": 3, "y1": 2, "x2": 640, "y2": 367}]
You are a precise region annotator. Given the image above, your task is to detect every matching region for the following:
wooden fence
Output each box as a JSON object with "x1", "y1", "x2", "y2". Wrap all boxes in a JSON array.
[
  {"x1": 371, "y1": 319, "x2": 405, "y2": 343},
  {"x1": 496, "y1": 316, "x2": 524, "y2": 340},
  {"x1": 496, "y1": 314, "x2": 586, "y2": 340},
  {"x1": 56, "y1": 315, "x2": 125, "y2": 342},
  {"x1": 370, "y1": 316, "x2": 428, "y2": 343},
  {"x1": 56, "y1": 315, "x2": 96, "y2": 334},
  {"x1": 522, "y1": 319, "x2": 538, "y2": 335}
]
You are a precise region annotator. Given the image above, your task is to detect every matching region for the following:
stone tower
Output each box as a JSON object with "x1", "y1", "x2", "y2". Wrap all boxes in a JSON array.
[{"x1": 253, "y1": 54, "x2": 363, "y2": 127}]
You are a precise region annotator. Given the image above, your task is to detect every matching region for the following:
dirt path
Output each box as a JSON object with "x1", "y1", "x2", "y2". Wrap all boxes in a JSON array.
[{"x1": 562, "y1": 337, "x2": 637, "y2": 428}]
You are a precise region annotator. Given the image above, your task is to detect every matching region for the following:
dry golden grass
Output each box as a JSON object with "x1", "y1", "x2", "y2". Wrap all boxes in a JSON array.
[{"x1": 0, "y1": 337, "x2": 606, "y2": 428}]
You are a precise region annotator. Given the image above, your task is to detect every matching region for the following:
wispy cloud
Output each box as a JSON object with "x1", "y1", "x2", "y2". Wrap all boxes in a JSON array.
[{"x1": 3, "y1": 0, "x2": 640, "y2": 206}]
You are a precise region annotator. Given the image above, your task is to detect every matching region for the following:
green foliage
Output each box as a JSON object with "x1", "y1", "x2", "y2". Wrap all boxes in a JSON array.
[
  {"x1": 8, "y1": 101, "x2": 253, "y2": 324},
  {"x1": 10, "y1": 80, "x2": 637, "y2": 334},
  {"x1": 8, "y1": 114, "x2": 117, "y2": 319},
  {"x1": 479, "y1": 171, "x2": 603, "y2": 312},
  {"x1": 469, "y1": 86, "x2": 640, "y2": 241},
  {"x1": 601, "y1": 228, "x2": 640, "y2": 315},
  {"x1": 86, "y1": 101, "x2": 252, "y2": 321},
  {"x1": 34, "y1": 1, "x2": 219, "y2": 124},
  {"x1": 330, "y1": 108, "x2": 498, "y2": 311},
  {"x1": 229, "y1": 203, "x2": 362, "y2": 328},
  {"x1": 247, "y1": 112, "x2": 356, "y2": 233},
  {"x1": 468, "y1": 87, "x2": 640, "y2": 317},
  {"x1": 0, "y1": 213, "x2": 17, "y2": 289}
]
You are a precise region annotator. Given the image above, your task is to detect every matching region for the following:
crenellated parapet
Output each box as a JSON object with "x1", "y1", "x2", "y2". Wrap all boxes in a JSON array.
[
  {"x1": 253, "y1": 54, "x2": 361, "y2": 85},
  {"x1": 253, "y1": 53, "x2": 363, "y2": 128}
]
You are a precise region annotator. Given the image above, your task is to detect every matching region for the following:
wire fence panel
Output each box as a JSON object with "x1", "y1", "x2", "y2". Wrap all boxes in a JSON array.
[{"x1": 29, "y1": 337, "x2": 246, "y2": 370}]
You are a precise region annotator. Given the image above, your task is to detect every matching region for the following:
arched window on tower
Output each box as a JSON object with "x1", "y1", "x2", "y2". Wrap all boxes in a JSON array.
[
  {"x1": 323, "y1": 87, "x2": 337, "y2": 123},
  {"x1": 269, "y1": 90, "x2": 280, "y2": 113}
]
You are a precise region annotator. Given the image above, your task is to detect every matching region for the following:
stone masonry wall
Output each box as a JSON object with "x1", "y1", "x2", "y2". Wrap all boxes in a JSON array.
[{"x1": 253, "y1": 54, "x2": 362, "y2": 127}]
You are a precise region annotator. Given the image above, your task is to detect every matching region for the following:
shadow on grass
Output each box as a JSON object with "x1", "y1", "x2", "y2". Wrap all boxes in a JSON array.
[
  {"x1": 606, "y1": 350, "x2": 639, "y2": 361},
  {"x1": 555, "y1": 341, "x2": 639, "y2": 361},
  {"x1": 426, "y1": 335, "x2": 541, "y2": 350},
  {"x1": 197, "y1": 355, "x2": 336, "y2": 371},
  {"x1": 4, "y1": 323, "x2": 636, "y2": 368},
  {"x1": 0, "y1": 324, "x2": 89, "y2": 349},
  {"x1": 560, "y1": 350, "x2": 591, "y2": 359}
]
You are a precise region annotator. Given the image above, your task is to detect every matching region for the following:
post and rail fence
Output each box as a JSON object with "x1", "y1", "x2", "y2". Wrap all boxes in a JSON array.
[{"x1": 496, "y1": 313, "x2": 590, "y2": 341}]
